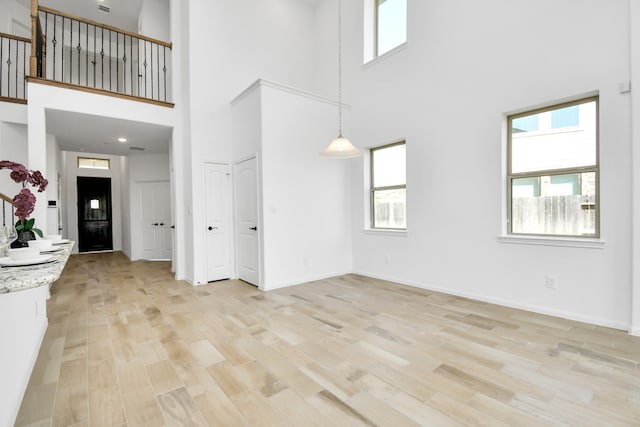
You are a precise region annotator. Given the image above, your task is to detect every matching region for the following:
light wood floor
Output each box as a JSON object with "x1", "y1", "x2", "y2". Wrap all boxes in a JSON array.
[{"x1": 15, "y1": 251, "x2": 640, "y2": 427}]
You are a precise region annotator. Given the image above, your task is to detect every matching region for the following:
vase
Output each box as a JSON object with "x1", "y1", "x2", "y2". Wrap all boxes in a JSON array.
[{"x1": 11, "y1": 230, "x2": 36, "y2": 248}]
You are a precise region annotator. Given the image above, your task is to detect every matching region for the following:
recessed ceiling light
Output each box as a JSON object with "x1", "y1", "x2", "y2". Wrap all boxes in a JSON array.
[{"x1": 118, "y1": 137, "x2": 127, "y2": 143}]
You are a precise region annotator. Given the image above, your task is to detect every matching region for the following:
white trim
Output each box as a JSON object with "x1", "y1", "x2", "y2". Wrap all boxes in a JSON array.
[
  {"x1": 261, "y1": 270, "x2": 353, "y2": 291},
  {"x1": 363, "y1": 42, "x2": 408, "y2": 69},
  {"x1": 498, "y1": 235, "x2": 605, "y2": 249},
  {"x1": 230, "y1": 79, "x2": 348, "y2": 109},
  {"x1": 629, "y1": 326, "x2": 640, "y2": 337},
  {"x1": 353, "y1": 271, "x2": 629, "y2": 331},
  {"x1": 362, "y1": 228, "x2": 407, "y2": 237}
]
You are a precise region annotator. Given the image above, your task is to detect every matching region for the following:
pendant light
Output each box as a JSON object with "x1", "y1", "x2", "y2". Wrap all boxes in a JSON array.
[{"x1": 320, "y1": 0, "x2": 361, "y2": 158}]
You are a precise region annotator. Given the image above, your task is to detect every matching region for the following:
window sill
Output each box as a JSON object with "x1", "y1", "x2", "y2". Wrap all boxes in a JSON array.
[
  {"x1": 498, "y1": 235, "x2": 605, "y2": 249},
  {"x1": 363, "y1": 228, "x2": 408, "y2": 237},
  {"x1": 363, "y1": 42, "x2": 408, "y2": 69}
]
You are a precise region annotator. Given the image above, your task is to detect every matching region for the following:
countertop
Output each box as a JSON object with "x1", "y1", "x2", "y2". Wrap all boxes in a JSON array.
[{"x1": 0, "y1": 242, "x2": 74, "y2": 294}]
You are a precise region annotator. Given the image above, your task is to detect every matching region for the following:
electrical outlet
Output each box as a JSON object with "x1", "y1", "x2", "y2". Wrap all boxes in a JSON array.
[{"x1": 546, "y1": 275, "x2": 558, "y2": 289}]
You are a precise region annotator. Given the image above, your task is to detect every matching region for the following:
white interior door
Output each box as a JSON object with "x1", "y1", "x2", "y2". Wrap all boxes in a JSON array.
[
  {"x1": 204, "y1": 163, "x2": 231, "y2": 282},
  {"x1": 139, "y1": 181, "x2": 172, "y2": 260},
  {"x1": 235, "y1": 157, "x2": 260, "y2": 286}
]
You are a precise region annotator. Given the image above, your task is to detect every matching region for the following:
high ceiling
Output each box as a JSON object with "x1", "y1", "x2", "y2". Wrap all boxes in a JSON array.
[
  {"x1": 24, "y1": 0, "x2": 320, "y2": 157},
  {"x1": 19, "y1": 0, "x2": 143, "y2": 33}
]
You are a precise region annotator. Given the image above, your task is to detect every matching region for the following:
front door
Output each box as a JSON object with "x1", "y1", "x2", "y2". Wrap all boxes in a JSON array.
[
  {"x1": 204, "y1": 163, "x2": 231, "y2": 282},
  {"x1": 235, "y1": 157, "x2": 259, "y2": 286},
  {"x1": 77, "y1": 177, "x2": 113, "y2": 252},
  {"x1": 139, "y1": 181, "x2": 172, "y2": 260}
]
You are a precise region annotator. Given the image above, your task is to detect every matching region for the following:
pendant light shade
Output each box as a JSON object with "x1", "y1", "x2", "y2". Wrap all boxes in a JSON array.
[
  {"x1": 320, "y1": 0, "x2": 361, "y2": 159},
  {"x1": 320, "y1": 135, "x2": 361, "y2": 158}
]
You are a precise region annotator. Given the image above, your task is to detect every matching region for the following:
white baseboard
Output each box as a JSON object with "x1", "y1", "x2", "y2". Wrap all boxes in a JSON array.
[
  {"x1": 262, "y1": 270, "x2": 353, "y2": 292},
  {"x1": 629, "y1": 326, "x2": 640, "y2": 337},
  {"x1": 353, "y1": 270, "x2": 630, "y2": 332}
]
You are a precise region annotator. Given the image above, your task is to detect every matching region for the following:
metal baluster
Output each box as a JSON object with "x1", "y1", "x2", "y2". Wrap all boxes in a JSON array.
[
  {"x1": 85, "y1": 22, "x2": 88, "y2": 86},
  {"x1": 137, "y1": 37, "x2": 140, "y2": 97},
  {"x1": 163, "y1": 45, "x2": 167, "y2": 102},
  {"x1": 70, "y1": 18, "x2": 73, "y2": 84},
  {"x1": 130, "y1": 35, "x2": 133, "y2": 96},
  {"x1": 122, "y1": 33, "x2": 127, "y2": 95},
  {"x1": 77, "y1": 20, "x2": 81, "y2": 85},
  {"x1": 44, "y1": 11, "x2": 48, "y2": 79},
  {"x1": 61, "y1": 17, "x2": 64, "y2": 82},
  {"x1": 52, "y1": 14, "x2": 56, "y2": 80},
  {"x1": 7, "y1": 38, "x2": 11, "y2": 97},
  {"x1": 108, "y1": 29, "x2": 112, "y2": 91},
  {"x1": 116, "y1": 32, "x2": 119, "y2": 92},
  {"x1": 150, "y1": 41, "x2": 154, "y2": 100},
  {"x1": 143, "y1": 40, "x2": 147, "y2": 98},
  {"x1": 22, "y1": 41, "x2": 26, "y2": 98},
  {"x1": 92, "y1": 25, "x2": 96, "y2": 87},
  {"x1": 101, "y1": 27, "x2": 104, "y2": 89}
]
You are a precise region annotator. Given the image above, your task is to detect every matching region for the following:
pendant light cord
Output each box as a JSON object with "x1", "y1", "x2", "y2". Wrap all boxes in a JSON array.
[{"x1": 338, "y1": 0, "x2": 343, "y2": 137}]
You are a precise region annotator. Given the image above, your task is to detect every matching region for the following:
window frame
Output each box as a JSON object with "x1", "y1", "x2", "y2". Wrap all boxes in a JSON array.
[
  {"x1": 507, "y1": 96, "x2": 600, "y2": 238},
  {"x1": 370, "y1": 140, "x2": 407, "y2": 230},
  {"x1": 77, "y1": 157, "x2": 110, "y2": 170},
  {"x1": 371, "y1": 0, "x2": 407, "y2": 60}
]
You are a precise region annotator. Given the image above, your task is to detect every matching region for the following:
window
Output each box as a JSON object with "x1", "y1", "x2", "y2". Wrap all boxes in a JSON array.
[
  {"x1": 508, "y1": 97, "x2": 598, "y2": 237},
  {"x1": 376, "y1": 0, "x2": 407, "y2": 56},
  {"x1": 364, "y1": 0, "x2": 407, "y2": 62},
  {"x1": 371, "y1": 141, "x2": 406, "y2": 229},
  {"x1": 78, "y1": 157, "x2": 110, "y2": 170}
]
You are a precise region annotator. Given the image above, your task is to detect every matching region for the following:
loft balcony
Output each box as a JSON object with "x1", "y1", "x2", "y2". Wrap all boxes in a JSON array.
[{"x1": 0, "y1": 0, "x2": 173, "y2": 107}]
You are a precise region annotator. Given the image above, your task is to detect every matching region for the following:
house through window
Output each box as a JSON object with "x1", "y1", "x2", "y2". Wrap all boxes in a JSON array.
[
  {"x1": 371, "y1": 141, "x2": 406, "y2": 229},
  {"x1": 508, "y1": 97, "x2": 599, "y2": 237}
]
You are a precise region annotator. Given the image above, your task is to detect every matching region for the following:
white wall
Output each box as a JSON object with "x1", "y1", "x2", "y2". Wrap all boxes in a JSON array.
[
  {"x1": 186, "y1": 0, "x2": 320, "y2": 284},
  {"x1": 631, "y1": 1, "x2": 640, "y2": 336},
  {"x1": 120, "y1": 156, "x2": 131, "y2": 258},
  {"x1": 260, "y1": 81, "x2": 353, "y2": 289},
  {"x1": 0, "y1": 0, "x2": 30, "y2": 36},
  {"x1": 138, "y1": 0, "x2": 171, "y2": 42},
  {"x1": 0, "y1": 121, "x2": 28, "y2": 199},
  {"x1": 45, "y1": 135, "x2": 60, "y2": 236},
  {"x1": 62, "y1": 151, "x2": 125, "y2": 253},
  {"x1": 314, "y1": 0, "x2": 635, "y2": 329}
]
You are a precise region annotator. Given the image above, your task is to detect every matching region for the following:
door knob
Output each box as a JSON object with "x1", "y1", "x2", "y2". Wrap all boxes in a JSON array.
[
  {"x1": 250, "y1": 226, "x2": 257, "y2": 231},
  {"x1": 153, "y1": 223, "x2": 159, "y2": 226},
  {"x1": 170, "y1": 225, "x2": 175, "y2": 229},
  {"x1": 160, "y1": 223, "x2": 164, "y2": 226},
  {"x1": 208, "y1": 226, "x2": 218, "y2": 231}
]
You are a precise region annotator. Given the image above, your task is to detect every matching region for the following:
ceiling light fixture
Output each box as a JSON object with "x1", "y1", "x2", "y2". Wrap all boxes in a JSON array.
[
  {"x1": 320, "y1": 0, "x2": 361, "y2": 159},
  {"x1": 117, "y1": 137, "x2": 127, "y2": 143}
]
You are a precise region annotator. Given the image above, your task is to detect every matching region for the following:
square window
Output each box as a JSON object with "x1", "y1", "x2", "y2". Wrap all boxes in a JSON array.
[
  {"x1": 508, "y1": 97, "x2": 598, "y2": 237},
  {"x1": 371, "y1": 142, "x2": 406, "y2": 229}
]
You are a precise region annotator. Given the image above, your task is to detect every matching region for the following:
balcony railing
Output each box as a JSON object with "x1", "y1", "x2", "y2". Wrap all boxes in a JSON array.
[
  {"x1": 30, "y1": 3, "x2": 172, "y2": 105},
  {"x1": 1, "y1": 193, "x2": 14, "y2": 227},
  {"x1": 0, "y1": 33, "x2": 30, "y2": 104}
]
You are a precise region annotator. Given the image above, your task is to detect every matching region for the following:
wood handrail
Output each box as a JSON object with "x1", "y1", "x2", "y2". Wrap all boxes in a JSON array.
[
  {"x1": 38, "y1": 5, "x2": 173, "y2": 48},
  {"x1": 27, "y1": 77, "x2": 175, "y2": 108},
  {"x1": 0, "y1": 32, "x2": 31, "y2": 44},
  {"x1": 0, "y1": 193, "x2": 13, "y2": 204}
]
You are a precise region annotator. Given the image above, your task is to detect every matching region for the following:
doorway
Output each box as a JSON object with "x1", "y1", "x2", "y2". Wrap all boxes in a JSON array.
[
  {"x1": 204, "y1": 163, "x2": 231, "y2": 282},
  {"x1": 77, "y1": 177, "x2": 113, "y2": 252},
  {"x1": 137, "y1": 181, "x2": 172, "y2": 260},
  {"x1": 235, "y1": 157, "x2": 260, "y2": 287}
]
